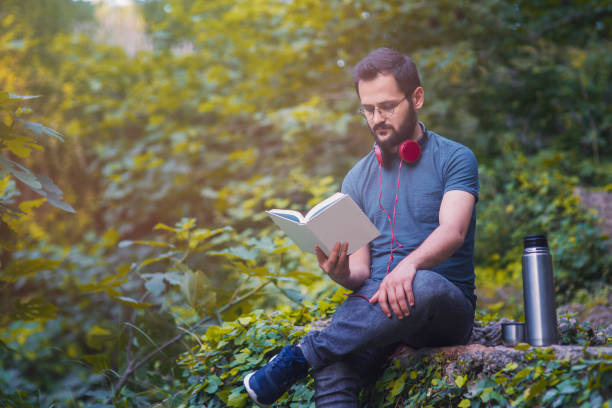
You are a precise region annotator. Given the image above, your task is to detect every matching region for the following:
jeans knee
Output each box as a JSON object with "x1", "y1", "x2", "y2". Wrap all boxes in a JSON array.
[{"x1": 412, "y1": 270, "x2": 449, "y2": 306}]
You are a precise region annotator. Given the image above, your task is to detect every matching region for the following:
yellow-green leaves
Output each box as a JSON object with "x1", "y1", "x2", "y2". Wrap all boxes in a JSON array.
[
  {"x1": 0, "y1": 258, "x2": 62, "y2": 283},
  {"x1": 455, "y1": 374, "x2": 467, "y2": 388}
]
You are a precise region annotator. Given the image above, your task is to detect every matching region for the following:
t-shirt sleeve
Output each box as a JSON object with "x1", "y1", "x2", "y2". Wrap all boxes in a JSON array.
[
  {"x1": 341, "y1": 168, "x2": 364, "y2": 209},
  {"x1": 443, "y1": 146, "x2": 479, "y2": 201}
]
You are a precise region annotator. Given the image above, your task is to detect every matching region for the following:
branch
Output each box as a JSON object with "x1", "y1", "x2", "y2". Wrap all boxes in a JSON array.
[{"x1": 111, "y1": 279, "x2": 272, "y2": 400}]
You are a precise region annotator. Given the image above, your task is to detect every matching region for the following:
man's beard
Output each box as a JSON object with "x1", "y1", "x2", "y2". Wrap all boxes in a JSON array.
[{"x1": 369, "y1": 100, "x2": 418, "y2": 155}]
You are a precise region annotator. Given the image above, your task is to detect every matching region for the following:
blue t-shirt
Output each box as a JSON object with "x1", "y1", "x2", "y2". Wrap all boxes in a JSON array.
[{"x1": 341, "y1": 123, "x2": 479, "y2": 306}]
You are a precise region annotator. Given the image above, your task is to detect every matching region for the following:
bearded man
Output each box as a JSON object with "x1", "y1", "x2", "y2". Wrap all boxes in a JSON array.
[{"x1": 244, "y1": 47, "x2": 479, "y2": 407}]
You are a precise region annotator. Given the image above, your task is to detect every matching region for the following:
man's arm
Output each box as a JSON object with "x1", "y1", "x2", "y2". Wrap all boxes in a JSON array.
[
  {"x1": 315, "y1": 243, "x2": 370, "y2": 290},
  {"x1": 369, "y1": 190, "x2": 476, "y2": 318}
]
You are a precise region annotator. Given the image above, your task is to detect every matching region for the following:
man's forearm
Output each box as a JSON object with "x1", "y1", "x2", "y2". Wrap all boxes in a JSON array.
[{"x1": 397, "y1": 223, "x2": 465, "y2": 271}]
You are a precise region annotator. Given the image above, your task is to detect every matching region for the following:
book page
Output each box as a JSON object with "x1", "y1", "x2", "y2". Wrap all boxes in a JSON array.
[
  {"x1": 304, "y1": 192, "x2": 345, "y2": 221},
  {"x1": 306, "y1": 194, "x2": 380, "y2": 256},
  {"x1": 267, "y1": 209, "x2": 305, "y2": 224},
  {"x1": 266, "y1": 212, "x2": 324, "y2": 254}
]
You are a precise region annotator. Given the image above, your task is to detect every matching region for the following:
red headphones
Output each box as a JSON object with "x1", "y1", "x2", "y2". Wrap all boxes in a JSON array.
[{"x1": 374, "y1": 139, "x2": 422, "y2": 166}]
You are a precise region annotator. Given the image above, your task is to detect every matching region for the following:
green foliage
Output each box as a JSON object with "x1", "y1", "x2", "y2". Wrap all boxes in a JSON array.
[
  {"x1": 179, "y1": 289, "x2": 343, "y2": 407},
  {"x1": 0, "y1": 92, "x2": 73, "y2": 214},
  {"x1": 0, "y1": 0, "x2": 611, "y2": 405},
  {"x1": 362, "y1": 347, "x2": 611, "y2": 408},
  {"x1": 475, "y1": 151, "x2": 611, "y2": 316}
]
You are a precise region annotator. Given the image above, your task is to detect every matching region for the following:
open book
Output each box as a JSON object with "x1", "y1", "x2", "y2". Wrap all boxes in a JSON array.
[{"x1": 266, "y1": 193, "x2": 380, "y2": 256}]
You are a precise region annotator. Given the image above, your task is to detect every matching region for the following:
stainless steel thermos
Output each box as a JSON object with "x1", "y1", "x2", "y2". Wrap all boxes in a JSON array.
[{"x1": 521, "y1": 234, "x2": 558, "y2": 346}]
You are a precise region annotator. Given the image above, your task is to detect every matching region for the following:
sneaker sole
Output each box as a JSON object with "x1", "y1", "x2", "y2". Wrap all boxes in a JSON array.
[{"x1": 243, "y1": 372, "x2": 271, "y2": 408}]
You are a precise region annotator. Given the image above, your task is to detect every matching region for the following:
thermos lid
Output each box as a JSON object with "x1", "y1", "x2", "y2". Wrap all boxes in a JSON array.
[{"x1": 524, "y1": 234, "x2": 548, "y2": 249}]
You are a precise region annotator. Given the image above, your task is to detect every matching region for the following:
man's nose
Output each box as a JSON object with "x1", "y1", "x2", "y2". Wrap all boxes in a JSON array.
[{"x1": 372, "y1": 108, "x2": 387, "y2": 123}]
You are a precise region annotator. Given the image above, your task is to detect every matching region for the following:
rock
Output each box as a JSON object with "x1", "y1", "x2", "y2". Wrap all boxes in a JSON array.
[
  {"x1": 395, "y1": 343, "x2": 612, "y2": 377},
  {"x1": 306, "y1": 317, "x2": 611, "y2": 378}
]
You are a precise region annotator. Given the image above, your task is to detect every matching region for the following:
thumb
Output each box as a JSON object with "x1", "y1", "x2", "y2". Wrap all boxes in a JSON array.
[{"x1": 369, "y1": 291, "x2": 379, "y2": 304}]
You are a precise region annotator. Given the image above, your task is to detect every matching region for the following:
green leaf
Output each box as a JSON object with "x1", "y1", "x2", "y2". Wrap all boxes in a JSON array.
[
  {"x1": 9, "y1": 297, "x2": 58, "y2": 321},
  {"x1": 204, "y1": 375, "x2": 221, "y2": 393},
  {"x1": 227, "y1": 389, "x2": 247, "y2": 407},
  {"x1": 113, "y1": 296, "x2": 152, "y2": 309},
  {"x1": 503, "y1": 362, "x2": 519, "y2": 371},
  {"x1": 0, "y1": 258, "x2": 62, "y2": 282},
  {"x1": 210, "y1": 246, "x2": 258, "y2": 261},
  {"x1": 455, "y1": 374, "x2": 467, "y2": 388},
  {"x1": 8, "y1": 93, "x2": 40, "y2": 100},
  {"x1": 16, "y1": 118, "x2": 64, "y2": 141},
  {"x1": 557, "y1": 380, "x2": 579, "y2": 395},
  {"x1": 0, "y1": 156, "x2": 42, "y2": 190},
  {"x1": 514, "y1": 343, "x2": 530, "y2": 351},
  {"x1": 144, "y1": 273, "x2": 167, "y2": 296},
  {"x1": 83, "y1": 353, "x2": 110, "y2": 373},
  {"x1": 514, "y1": 367, "x2": 532, "y2": 381},
  {"x1": 139, "y1": 251, "x2": 176, "y2": 268},
  {"x1": 86, "y1": 325, "x2": 113, "y2": 350},
  {"x1": 32, "y1": 175, "x2": 75, "y2": 213},
  {"x1": 458, "y1": 399, "x2": 471, "y2": 408},
  {"x1": 390, "y1": 373, "x2": 407, "y2": 397}
]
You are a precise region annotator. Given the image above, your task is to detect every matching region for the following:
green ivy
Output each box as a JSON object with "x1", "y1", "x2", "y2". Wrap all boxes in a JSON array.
[{"x1": 179, "y1": 289, "x2": 345, "y2": 407}]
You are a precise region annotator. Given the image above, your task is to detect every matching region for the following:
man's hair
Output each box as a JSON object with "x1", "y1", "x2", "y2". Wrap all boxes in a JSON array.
[{"x1": 352, "y1": 48, "x2": 421, "y2": 97}]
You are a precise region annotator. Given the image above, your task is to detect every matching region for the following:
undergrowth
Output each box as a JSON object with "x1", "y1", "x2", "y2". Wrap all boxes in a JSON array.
[{"x1": 179, "y1": 289, "x2": 611, "y2": 408}]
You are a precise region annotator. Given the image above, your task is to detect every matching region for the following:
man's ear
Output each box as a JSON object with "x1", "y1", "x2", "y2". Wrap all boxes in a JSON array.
[{"x1": 412, "y1": 87, "x2": 425, "y2": 110}]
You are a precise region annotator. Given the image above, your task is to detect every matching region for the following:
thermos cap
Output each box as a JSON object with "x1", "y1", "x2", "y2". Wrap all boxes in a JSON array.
[{"x1": 524, "y1": 234, "x2": 548, "y2": 249}]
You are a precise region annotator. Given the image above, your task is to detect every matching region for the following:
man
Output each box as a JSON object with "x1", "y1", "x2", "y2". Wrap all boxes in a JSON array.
[{"x1": 244, "y1": 48, "x2": 479, "y2": 407}]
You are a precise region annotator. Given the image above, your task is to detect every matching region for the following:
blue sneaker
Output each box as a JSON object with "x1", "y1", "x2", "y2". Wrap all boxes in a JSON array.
[{"x1": 243, "y1": 345, "x2": 309, "y2": 407}]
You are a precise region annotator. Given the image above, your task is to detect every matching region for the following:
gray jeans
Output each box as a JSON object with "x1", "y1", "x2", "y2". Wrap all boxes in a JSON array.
[{"x1": 299, "y1": 270, "x2": 475, "y2": 408}]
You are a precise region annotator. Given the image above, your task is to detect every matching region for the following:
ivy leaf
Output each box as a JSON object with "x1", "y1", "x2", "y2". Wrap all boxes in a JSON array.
[
  {"x1": 204, "y1": 375, "x2": 221, "y2": 393},
  {"x1": 227, "y1": 389, "x2": 247, "y2": 407},
  {"x1": 455, "y1": 374, "x2": 467, "y2": 388},
  {"x1": 390, "y1": 373, "x2": 407, "y2": 397},
  {"x1": 458, "y1": 399, "x2": 471, "y2": 408},
  {"x1": 557, "y1": 380, "x2": 579, "y2": 395}
]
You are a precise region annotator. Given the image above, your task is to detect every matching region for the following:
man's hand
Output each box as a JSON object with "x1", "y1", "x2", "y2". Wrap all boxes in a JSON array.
[
  {"x1": 315, "y1": 242, "x2": 350, "y2": 285},
  {"x1": 369, "y1": 263, "x2": 417, "y2": 319}
]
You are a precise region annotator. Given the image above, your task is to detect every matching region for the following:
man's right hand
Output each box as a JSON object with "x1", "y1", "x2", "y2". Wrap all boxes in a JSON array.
[{"x1": 315, "y1": 242, "x2": 350, "y2": 285}]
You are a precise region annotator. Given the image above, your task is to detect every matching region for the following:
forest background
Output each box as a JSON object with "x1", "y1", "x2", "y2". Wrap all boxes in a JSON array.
[{"x1": 0, "y1": 0, "x2": 610, "y2": 406}]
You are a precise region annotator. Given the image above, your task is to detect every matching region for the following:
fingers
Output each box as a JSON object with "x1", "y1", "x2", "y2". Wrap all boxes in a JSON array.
[
  {"x1": 327, "y1": 242, "x2": 341, "y2": 267},
  {"x1": 377, "y1": 287, "x2": 391, "y2": 318},
  {"x1": 373, "y1": 273, "x2": 415, "y2": 319},
  {"x1": 403, "y1": 278, "x2": 415, "y2": 307},
  {"x1": 337, "y1": 242, "x2": 348, "y2": 269},
  {"x1": 316, "y1": 242, "x2": 348, "y2": 279},
  {"x1": 315, "y1": 245, "x2": 327, "y2": 268}
]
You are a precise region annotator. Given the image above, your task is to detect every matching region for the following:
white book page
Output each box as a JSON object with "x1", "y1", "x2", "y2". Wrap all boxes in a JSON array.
[
  {"x1": 266, "y1": 211, "x2": 324, "y2": 254},
  {"x1": 304, "y1": 192, "x2": 345, "y2": 221},
  {"x1": 306, "y1": 195, "x2": 380, "y2": 256}
]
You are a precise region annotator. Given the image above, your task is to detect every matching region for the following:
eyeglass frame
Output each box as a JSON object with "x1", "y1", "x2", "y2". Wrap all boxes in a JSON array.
[{"x1": 358, "y1": 95, "x2": 408, "y2": 120}]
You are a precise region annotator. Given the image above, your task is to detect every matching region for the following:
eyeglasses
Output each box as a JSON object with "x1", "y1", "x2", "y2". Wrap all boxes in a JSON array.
[{"x1": 358, "y1": 96, "x2": 407, "y2": 120}]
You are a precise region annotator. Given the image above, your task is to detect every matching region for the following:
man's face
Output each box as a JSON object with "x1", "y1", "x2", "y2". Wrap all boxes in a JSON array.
[{"x1": 358, "y1": 73, "x2": 418, "y2": 154}]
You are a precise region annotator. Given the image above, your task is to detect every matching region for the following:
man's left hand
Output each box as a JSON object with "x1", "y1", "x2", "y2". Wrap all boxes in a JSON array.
[{"x1": 369, "y1": 263, "x2": 417, "y2": 319}]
